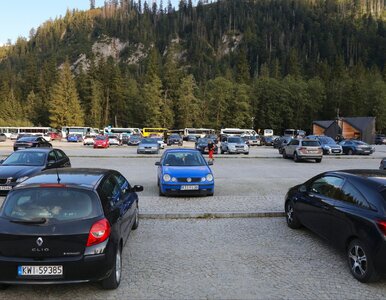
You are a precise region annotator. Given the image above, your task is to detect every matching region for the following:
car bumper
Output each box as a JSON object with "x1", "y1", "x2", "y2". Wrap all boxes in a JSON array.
[
  {"x1": 160, "y1": 183, "x2": 214, "y2": 196},
  {"x1": 324, "y1": 148, "x2": 342, "y2": 155},
  {"x1": 137, "y1": 149, "x2": 158, "y2": 154},
  {"x1": 0, "y1": 253, "x2": 113, "y2": 285},
  {"x1": 355, "y1": 149, "x2": 374, "y2": 155},
  {"x1": 228, "y1": 149, "x2": 248, "y2": 154},
  {"x1": 0, "y1": 183, "x2": 16, "y2": 196},
  {"x1": 297, "y1": 154, "x2": 323, "y2": 160}
]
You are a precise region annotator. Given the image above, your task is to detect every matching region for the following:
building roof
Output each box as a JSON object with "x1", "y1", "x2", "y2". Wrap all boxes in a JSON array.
[
  {"x1": 313, "y1": 120, "x2": 334, "y2": 129},
  {"x1": 343, "y1": 117, "x2": 375, "y2": 132}
]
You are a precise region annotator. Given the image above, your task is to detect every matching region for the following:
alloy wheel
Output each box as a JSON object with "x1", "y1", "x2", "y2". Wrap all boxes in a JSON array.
[
  {"x1": 115, "y1": 248, "x2": 122, "y2": 284},
  {"x1": 348, "y1": 245, "x2": 367, "y2": 277}
]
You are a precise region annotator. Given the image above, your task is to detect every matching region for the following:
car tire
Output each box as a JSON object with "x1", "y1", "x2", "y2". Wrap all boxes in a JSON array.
[
  {"x1": 282, "y1": 150, "x2": 287, "y2": 159},
  {"x1": 220, "y1": 149, "x2": 224, "y2": 154},
  {"x1": 132, "y1": 203, "x2": 139, "y2": 230},
  {"x1": 207, "y1": 192, "x2": 214, "y2": 196},
  {"x1": 315, "y1": 158, "x2": 322, "y2": 163},
  {"x1": 294, "y1": 152, "x2": 300, "y2": 162},
  {"x1": 347, "y1": 239, "x2": 378, "y2": 283},
  {"x1": 244, "y1": 152, "x2": 249, "y2": 155},
  {"x1": 0, "y1": 284, "x2": 9, "y2": 290},
  {"x1": 285, "y1": 201, "x2": 301, "y2": 229},
  {"x1": 348, "y1": 149, "x2": 353, "y2": 155},
  {"x1": 101, "y1": 245, "x2": 122, "y2": 290},
  {"x1": 158, "y1": 185, "x2": 164, "y2": 196}
]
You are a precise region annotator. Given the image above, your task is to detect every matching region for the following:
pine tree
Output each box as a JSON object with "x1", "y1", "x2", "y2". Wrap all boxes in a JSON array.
[{"x1": 49, "y1": 61, "x2": 84, "y2": 128}]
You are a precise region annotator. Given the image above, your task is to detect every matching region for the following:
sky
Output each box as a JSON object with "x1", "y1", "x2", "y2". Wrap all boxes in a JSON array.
[{"x1": 0, "y1": 0, "x2": 186, "y2": 46}]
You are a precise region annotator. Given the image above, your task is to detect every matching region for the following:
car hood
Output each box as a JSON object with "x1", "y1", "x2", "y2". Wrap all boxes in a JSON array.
[
  {"x1": 139, "y1": 143, "x2": 158, "y2": 147},
  {"x1": 323, "y1": 144, "x2": 341, "y2": 149},
  {"x1": 227, "y1": 142, "x2": 246, "y2": 146},
  {"x1": 0, "y1": 165, "x2": 43, "y2": 179},
  {"x1": 162, "y1": 166, "x2": 211, "y2": 176}
]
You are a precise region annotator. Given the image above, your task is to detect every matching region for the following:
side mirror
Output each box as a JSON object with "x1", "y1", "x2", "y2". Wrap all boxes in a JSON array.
[
  {"x1": 0, "y1": 159, "x2": 3, "y2": 164},
  {"x1": 208, "y1": 160, "x2": 214, "y2": 165},
  {"x1": 155, "y1": 161, "x2": 161, "y2": 166},
  {"x1": 299, "y1": 185, "x2": 307, "y2": 193},
  {"x1": 132, "y1": 185, "x2": 144, "y2": 192}
]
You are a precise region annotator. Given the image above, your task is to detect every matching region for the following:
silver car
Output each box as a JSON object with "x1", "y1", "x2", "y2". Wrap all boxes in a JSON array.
[
  {"x1": 220, "y1": 136, "x2": 249, "y2": 155},
  {"x1": 137, "y1": 138, "x2": 160, "y2": 154},
  {"x1": 282, "y1": 138, "x2": 323, "y2": 162}
]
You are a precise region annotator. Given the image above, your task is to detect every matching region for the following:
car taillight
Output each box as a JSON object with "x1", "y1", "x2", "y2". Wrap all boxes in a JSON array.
[
  {"x1": 376, "y1": 220, "x2": 386, "y2": 236},
  {"x1": 86, "y1": 218, "x2": 111, "y2": 247}
]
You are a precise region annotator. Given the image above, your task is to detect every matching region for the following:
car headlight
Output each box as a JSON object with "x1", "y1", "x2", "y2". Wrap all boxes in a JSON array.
[
  {"x1": 16, "y1": 176, "x2": 28, "y2": 183},
  {"x1": 325, "y1": 146, "x2": 331, "y2": 149},
  {"x1": 206, "y1": 174, "x2": 214, "y2": 181},
  {"x1": 163, "y1": 174, "x2": 171, "y2": 182}
]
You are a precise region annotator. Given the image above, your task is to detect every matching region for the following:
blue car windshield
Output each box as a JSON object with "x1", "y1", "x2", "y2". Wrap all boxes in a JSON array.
[
  {"x1": 163, "y1": 152, "x2": 206, "y2": 166},
  {"x1": 319, "y1": 137, "x2": 336, "y2": 145}
]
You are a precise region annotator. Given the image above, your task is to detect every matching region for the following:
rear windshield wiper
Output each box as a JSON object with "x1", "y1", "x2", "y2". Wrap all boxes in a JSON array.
[{"x1": 10, "y1": 218, "x2": 47, "y2": 224}]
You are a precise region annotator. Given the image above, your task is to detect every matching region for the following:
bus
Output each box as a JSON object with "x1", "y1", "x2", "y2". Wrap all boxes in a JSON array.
[
  {"x1": 220, "y1": 128, "x2": 257, "y2": 137},
  {"x1": 104, "y1": 127, "x2": 141, "y2": 137},
  {"x1": 142, "y1": 128, "x2": 168, "y2": 138},
  {"x1": 61, "y1": 126, "x2": 98, "y2": 139},
  {"x1": 0, "y1": 126, "x2": 53, "y2": 140},
  {"x1": 283, "y1": 129, "x2": 306, "y2": 138},
  {"x1": 183, "y1": 128, "x2": 215, "y2": 140}
]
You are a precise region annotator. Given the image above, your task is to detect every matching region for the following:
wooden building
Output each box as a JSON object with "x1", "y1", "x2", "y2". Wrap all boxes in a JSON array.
[{"x1": 312, "y1": 117, "x2": 375, "y2": 144}]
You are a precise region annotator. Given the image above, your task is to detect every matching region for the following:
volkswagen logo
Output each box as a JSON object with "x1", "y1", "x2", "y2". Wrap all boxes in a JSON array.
[
  {"x1": 36, "y1": 237, "x2": 43, "y2": 247},
  {"x1": 187, "y1": 178, "x2": 192, "y2": 183}
]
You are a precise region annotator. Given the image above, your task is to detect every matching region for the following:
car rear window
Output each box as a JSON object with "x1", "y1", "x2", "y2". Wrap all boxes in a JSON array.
[
  {"x1": 1, "y1": 188, "x2": 102, "y2": 223},
  {"x1": 302, "y1": 140, "x2": 320, "y2": 146}
]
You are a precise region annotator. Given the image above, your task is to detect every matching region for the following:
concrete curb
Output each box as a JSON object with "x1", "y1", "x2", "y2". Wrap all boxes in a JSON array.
[{"x1": 139, "y1": 211, "x2": 285, "y2": 219}]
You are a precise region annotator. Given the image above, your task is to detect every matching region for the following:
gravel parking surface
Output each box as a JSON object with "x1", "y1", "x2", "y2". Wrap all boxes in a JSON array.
[
  {"x1": 2, "y1": 218, "x2": 386, "y2": 299},
  {"x1": 0, "y1": 142, "x2": 386, "y2": 299}
]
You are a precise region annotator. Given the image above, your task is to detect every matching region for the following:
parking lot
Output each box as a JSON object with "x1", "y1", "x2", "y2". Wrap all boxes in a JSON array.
[{"x1": 0, "y1": 141, "x2": 386, "y2": 299}]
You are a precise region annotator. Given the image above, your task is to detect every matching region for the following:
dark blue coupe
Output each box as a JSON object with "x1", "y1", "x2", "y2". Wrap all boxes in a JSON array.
[{"x1": 155, "y1": 149, "x2": 214, "y2": 196}]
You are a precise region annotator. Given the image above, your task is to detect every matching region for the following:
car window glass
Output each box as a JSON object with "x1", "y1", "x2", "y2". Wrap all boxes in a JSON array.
[
  {"x1": 302, "y1": 140, "x2": 320, "y2": 146},
  {"x1": 340, "y1": 182, "x2": 370, "y2": 208},
  {"x1": 55, "y1": 149, "x2": 64, "y2": 159},
  {"x1": 310, "y1": 176, "x2": 344, "y2": 198},
  {"x1": 47, "y1": 151, "x2": 57, "y2": 162},
  {"x1": 114, "y1": 173, "x2": 129, "y2": 191},
  {"x1": 1, "y1": 188, "x2": 102, "y2": 222},
  {"x1": 290, "y1": 140, "x2": 299, "y2": 146},
  {"x1": 102, "y1": 176, "x2": 120, "y2": 198}
]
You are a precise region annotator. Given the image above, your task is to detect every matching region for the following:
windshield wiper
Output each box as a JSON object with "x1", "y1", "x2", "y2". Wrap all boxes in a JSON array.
[{"x1": 10, "y1": 218, "x2": 47, "y2": 224}]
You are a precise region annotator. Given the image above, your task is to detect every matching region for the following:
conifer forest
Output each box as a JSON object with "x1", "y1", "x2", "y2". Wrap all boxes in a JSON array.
[{"x1": 0, "y1": 0, "x2": 385, "y2": 133}]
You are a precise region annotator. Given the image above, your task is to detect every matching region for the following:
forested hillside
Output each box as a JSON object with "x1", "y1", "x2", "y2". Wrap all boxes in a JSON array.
[{"x1": 0, "y1": 0, "x2": 385, "y2": 133}]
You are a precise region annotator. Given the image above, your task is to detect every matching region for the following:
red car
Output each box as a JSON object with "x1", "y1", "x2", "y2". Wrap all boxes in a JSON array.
[{"x1": 93, "y1": 135, "x2": 109, "y2": 148}]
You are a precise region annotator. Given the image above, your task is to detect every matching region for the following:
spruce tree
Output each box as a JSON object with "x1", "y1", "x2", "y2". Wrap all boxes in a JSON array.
[{"x1": 49, "y1": 61, "x2": 84, "y2": 128}]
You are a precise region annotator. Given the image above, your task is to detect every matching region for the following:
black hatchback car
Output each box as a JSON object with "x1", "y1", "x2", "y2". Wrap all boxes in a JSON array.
[
  {"x1": 0, "y1": 148, "x2": 71, "y2": 195},
  {"x1": 14, "y1": 136, "x2": 52, "y2": 151},
  {"x1": 0, "y1": 168, "x2": 143, "y2": 289},
  {"x1": 285, "y1": 170, "x2": 386, "y2": 282}
]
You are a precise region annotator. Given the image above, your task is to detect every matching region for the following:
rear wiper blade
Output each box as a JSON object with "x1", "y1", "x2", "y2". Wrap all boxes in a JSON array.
[{"x1": 10, "y1": 218, "x2": 47, "y2": 224}]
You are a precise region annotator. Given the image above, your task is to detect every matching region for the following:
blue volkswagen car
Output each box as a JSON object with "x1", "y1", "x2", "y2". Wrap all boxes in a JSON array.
[{"x1": 155, "y1": 149, "x2": 214, "y2": 196}]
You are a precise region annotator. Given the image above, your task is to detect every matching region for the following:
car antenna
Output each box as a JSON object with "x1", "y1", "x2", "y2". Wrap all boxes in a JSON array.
[{"x1": 56, "y1": 168, "x2": 61, "y2": 184}]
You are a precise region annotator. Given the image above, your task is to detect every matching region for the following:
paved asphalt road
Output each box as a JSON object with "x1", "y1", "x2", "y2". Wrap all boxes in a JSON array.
[{"x1": 0, "y1": 142, "x2": 386, "y2": 298}]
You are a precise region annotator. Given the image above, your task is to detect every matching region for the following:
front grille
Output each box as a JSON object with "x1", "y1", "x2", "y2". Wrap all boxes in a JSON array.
[
  {"x1": 177, "y1": 178, "x2": 201, "y2": 183},
  {"x1": 0, "y1": 179, "x2": 7, "y2": 184}
]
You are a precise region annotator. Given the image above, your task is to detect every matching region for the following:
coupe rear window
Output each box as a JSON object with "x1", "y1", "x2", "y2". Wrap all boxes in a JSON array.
[
  {"x1": 302, "y1": 141, "x2": 320, "y2": 146},
  {"x1": 1, "y1": 188, "x2": 102, "y2": 223}
]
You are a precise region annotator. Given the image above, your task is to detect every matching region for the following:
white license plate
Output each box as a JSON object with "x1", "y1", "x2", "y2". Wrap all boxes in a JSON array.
[
  {"x1": 181, "y1": 185, "x2": 199, "y2": 191},
  {"x1": 0, "y1": 186, "x2": 12, "y2": 190},
  {"x1": 18, "y1": 265, "x2": 63, "y2": 276}
]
